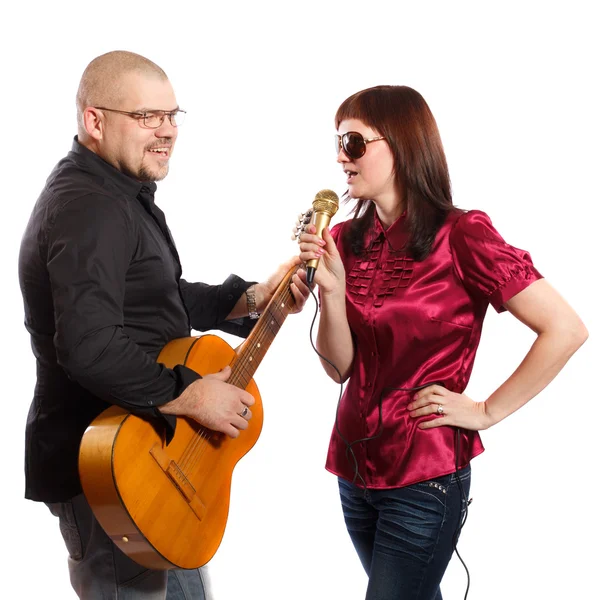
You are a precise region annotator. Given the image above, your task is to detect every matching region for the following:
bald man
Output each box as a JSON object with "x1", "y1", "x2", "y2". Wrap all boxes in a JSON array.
[{"x1": 18, "y1": 51, "x2": 309, "y2": 599}]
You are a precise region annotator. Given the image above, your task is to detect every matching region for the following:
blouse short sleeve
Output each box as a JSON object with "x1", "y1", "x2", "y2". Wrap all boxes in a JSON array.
[{"x1": 450, "y1": 210, "x2": 543, "y2": 313}]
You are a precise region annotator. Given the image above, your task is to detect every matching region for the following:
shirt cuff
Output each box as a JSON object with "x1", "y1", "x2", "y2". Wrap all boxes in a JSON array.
[
  {"x1": 489, "y1": 267, "x2": 544, "y2": 313},
  {"x1": 217, "y1": 275, "x2": 257, "y2": 338},
  {"x1": 154, "y1": 364, "x2": 202, "y2": 443}
]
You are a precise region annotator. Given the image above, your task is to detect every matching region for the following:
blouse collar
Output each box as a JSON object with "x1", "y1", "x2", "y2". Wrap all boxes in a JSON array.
[{"x1": 365, "y1": 209, "x2": 408, "y2": 252}]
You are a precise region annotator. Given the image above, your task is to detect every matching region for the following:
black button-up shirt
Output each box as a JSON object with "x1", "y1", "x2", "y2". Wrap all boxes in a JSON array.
[{"x1": 19, "y1": 139, "x2": 254, "y2": 502}]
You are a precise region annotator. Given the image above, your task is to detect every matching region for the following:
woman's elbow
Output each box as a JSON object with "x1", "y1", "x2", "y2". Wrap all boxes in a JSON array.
[
  {"x1": 570, "y1": 319, "x2": 589, "y2": 350},
  {"x1": 556, "y1": 316, "x2": 589, "y2": 355},
  {"x1": 322, "y1": 361, "x2": 351, "y2": 384}
]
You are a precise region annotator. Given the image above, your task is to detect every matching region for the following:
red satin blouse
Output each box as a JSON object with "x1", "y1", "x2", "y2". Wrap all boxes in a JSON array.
[{"x1": 325, "y1": 209, "x2": 543, "y2": 489}]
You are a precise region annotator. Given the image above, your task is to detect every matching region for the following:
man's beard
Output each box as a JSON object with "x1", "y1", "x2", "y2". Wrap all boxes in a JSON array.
[
  {"x1": 137, "y1": 163, "x2": 169, "y2": 182},
  {"x1": 122, "y1": 161, "x2": 169, "y2": 183}
]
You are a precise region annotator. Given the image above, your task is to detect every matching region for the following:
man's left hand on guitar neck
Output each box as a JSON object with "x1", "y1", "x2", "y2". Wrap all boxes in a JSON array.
[{"x1": 227, "y1": 256, "x2": 310, "y2": 320}]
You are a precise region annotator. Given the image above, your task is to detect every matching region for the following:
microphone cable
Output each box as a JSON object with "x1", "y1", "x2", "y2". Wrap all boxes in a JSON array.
[
  {"x1": 452, "y1": 427, "x2": 472, "y2": 600},
  {"x1": 305, "y1": 284, "x2": 472, "y2": 599}
]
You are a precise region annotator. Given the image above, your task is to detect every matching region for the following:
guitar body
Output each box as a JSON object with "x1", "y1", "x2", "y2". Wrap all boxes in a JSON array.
[{"x1": 78, "y1": 334, "x2": 263, "y2": 570}]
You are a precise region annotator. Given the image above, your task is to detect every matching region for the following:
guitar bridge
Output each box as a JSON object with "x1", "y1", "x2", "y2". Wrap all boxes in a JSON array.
[
  {"x1": 166, "y1": 460, "x2": 195, "y2": 501},
  {"x1": 149, "y1": 443, "x2": 207, "y2": 521}
]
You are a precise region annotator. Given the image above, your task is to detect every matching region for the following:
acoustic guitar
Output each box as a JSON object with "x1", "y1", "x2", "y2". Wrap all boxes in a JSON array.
[{"x1": 78, "y1": 256, "x2": 306, "y2": 570}]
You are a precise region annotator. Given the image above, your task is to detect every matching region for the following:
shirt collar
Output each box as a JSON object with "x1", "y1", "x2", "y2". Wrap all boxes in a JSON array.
[
  {"x1": 69, "y1": 136, "x2": 157, "y2": 202},
  {"x1": 366, "y1": 209, "x2": 408, "y2": 252}
]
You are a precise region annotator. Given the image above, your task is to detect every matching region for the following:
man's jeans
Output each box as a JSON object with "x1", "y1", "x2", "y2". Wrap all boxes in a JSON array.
[
  {"x1": 339, "y1": 465, "x2": 471, "y2": 600},
  {"x1": 47, "y1": 493, "x2": 209, "y2": 599}
]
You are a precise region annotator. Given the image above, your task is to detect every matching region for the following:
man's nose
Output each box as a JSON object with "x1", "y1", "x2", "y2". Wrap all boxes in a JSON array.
[{"x1": 155, "y1": 115, "x2": 178, "y2": 138}]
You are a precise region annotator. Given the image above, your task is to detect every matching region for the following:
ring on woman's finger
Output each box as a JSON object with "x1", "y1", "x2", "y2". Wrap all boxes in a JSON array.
[
  {"x1": 436, "y1": 404, "x2": 444, "y2": 415},
  {"x1": 240, "y1": 406, "x2": 249, "y2": 418}
]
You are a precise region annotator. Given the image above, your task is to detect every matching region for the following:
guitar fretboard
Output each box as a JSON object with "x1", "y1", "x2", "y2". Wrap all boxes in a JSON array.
[{"x1": 229, "y1": 265, "x2": 300, "y2": 389}]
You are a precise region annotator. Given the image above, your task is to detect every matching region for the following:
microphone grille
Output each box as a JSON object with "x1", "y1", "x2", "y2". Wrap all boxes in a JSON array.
[{"x1": 313, "y1": 189, "x2": 339, "y2": 216}]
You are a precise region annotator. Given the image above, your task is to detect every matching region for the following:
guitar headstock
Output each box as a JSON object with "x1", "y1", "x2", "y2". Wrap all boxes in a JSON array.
[{"x1": 291, "y1": 208, "x2": 314, "y2": 242}]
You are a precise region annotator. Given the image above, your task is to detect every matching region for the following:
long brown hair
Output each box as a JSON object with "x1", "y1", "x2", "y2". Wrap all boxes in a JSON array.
[{"x1": 335, "y1": 85, "x2": 457, "y2": 260}]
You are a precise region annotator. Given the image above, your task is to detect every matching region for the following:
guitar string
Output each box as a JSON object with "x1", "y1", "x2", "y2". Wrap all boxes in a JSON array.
[
  {"x1": 178, "y1": 278, "x2": 296, "y2": 479},
  {"x1": 178, "y1": 311, "x2": 272, "y2": 473},
  {"x1": 180, "y1": 279, "x2": 296, "y2": 478},
  {"x1": 176, "y1": 246, "x2": 302, "y2": 472},
  {"x1": 180, "y1": 288, "x2": 292, "y2": 478},
  {"x1": 179, "y1": 292, "x2": 291, "y2": 479}
]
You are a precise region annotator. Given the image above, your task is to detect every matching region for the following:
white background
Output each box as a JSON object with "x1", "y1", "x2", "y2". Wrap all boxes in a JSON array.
[{"x1": 1, "y1": 1, "x2": 598, "y2": 599}]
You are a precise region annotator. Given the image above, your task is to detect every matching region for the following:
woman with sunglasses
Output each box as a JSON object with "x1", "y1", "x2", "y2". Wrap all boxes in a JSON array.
[{"x1": 298, "y1": 85, "x2": 587, "y2": 600}]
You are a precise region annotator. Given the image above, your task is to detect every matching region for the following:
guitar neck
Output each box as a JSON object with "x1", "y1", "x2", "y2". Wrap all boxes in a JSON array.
[{"x1": 229, "y1": 265, "x2": 300, "y2": 389}]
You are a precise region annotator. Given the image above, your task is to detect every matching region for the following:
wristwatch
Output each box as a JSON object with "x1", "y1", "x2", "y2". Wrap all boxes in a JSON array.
[{"x1": 245, "y1": 285, "x2": 260, "y2": 320}]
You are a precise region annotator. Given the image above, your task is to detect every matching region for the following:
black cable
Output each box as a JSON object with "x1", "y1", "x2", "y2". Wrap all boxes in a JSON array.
[
  {"x1": 306, "y1": 286, "x2": 366, "y2": 486},
  {"x1": 453, "y1": 427, "x2": 472, "y2": 600},
  {"x1": 306, "y1": 285, "x2": 471, "y2": 598}
]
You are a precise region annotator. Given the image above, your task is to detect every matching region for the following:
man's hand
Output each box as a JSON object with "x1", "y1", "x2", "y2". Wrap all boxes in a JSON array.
[
  {"x1": 160, "y1": 366, "x2": 254, "y2": 438},
  {"x1": 254, "y1": 256, "x2": 311, "y2": 314}
]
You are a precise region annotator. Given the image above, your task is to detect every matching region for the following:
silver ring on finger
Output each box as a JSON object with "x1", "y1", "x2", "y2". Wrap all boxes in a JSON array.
[
  {"x1": 436, "y1": 404, "x2": 444, "y2": 415},
  {"x1": 240, "y1": 406, "x2": 249, "y2": 418}
]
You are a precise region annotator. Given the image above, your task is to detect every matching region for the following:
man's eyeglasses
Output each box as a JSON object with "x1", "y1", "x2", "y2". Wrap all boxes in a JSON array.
[
  {"x1": 94, "y1": 107, "x2": 187, "y2": 128},
  {"x1": 335, "y1": 131, "x2": 385, "y2": 159}
]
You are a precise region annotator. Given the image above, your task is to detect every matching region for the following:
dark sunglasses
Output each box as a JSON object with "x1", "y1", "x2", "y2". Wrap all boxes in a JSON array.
[{"x1": 335, "y1": 131, "x2": 386, "y2": 159}]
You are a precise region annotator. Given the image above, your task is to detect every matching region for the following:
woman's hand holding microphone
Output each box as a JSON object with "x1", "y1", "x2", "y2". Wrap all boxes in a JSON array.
[{"x1": 298, "y1": 225, "x2": 346, "y2": 296}]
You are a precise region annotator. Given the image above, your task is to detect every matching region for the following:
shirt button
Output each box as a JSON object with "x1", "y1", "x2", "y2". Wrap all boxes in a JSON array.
[
  {"x1": 228, "y1": 294, "x2": 234, "y2": 300},
  {"x1": 233, "y1": 283, "x2": 239, "y2": 288},
  {"x1": 147, "y1": 400, "x2": 153, "y2": 406}
]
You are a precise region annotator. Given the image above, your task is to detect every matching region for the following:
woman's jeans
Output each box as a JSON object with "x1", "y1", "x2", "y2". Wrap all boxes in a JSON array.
[
  {"x1": 339, "y1": 465, "x2": 471, "y2": 600},
  {"x1": 46, "y1": 493, "x2": 209, "y2": 599}
]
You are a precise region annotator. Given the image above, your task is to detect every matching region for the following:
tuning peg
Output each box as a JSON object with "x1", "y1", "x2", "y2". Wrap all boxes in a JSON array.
[{"x1": 290, "y1": 207, "x2": 316, "y2": 242}]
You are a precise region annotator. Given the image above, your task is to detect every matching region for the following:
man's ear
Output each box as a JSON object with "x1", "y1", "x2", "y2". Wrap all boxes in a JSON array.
[{"x1": 82, "y1": 107, "x2": 104, "y2": 141}]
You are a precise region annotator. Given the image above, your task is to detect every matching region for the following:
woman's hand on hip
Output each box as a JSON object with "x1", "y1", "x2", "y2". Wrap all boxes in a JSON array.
[{"x1": 407, "y1": 385, "x2": 494, "y2": 431}]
